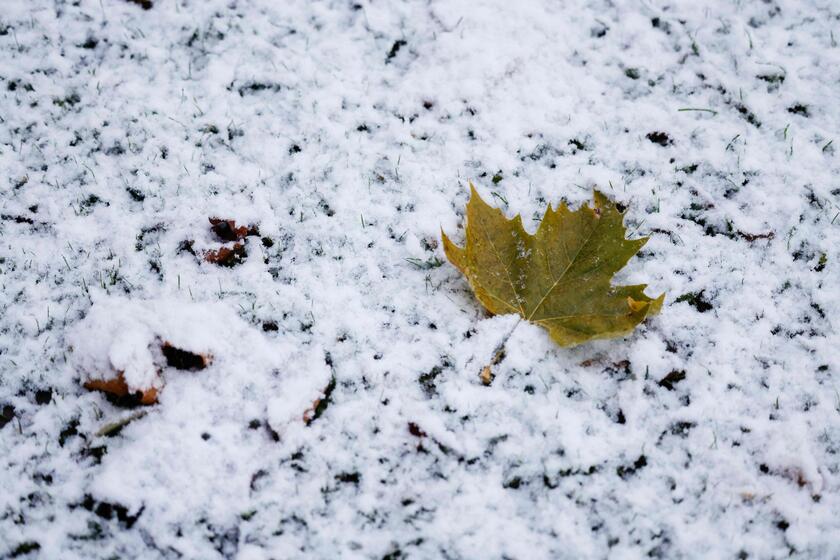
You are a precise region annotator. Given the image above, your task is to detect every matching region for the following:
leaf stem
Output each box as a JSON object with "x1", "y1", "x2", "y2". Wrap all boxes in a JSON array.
[{"x1": 480, "y1": 317, "x2": 522, "y2": 385}]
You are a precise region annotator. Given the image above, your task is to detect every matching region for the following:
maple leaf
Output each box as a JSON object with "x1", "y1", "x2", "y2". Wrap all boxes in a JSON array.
[{"x1": 442, "y1": 184, "x2": 664, "y2": 347}]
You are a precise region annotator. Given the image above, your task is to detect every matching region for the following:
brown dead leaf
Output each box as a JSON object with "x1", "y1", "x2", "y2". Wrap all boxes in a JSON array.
[
  {"x1": 209, "y1": 218, "x2": 259, "y2": 242},
  {"x1": 82, "y1": 342, "x2": 211, "y2": 405},
  {"x1": 303, "y1": 377, "x2": 336, "y2": 425},
  {"x1": 84, "y1": 373, "x2": 158, "y2": 405},
  {"x1": 161, "y1": 343, "x2": 212, "y2": 370},
  {"x1": 204, "y1": 243, "x2": 247, "y2": 267}
]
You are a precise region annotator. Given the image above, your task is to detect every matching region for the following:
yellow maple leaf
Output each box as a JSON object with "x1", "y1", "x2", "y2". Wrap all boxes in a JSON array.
[{"x1": 442, "y1": 183, "x2": 664, "y2": 347}]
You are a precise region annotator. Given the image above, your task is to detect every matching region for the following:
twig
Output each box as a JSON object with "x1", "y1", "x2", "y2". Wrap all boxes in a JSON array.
[{"x1": 96, "y1": 410, "x2": 148, "y2": 437}]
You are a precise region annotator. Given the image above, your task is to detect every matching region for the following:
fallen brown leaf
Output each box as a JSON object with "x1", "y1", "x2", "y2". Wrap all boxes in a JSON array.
[
  {"x1": 161, "y1": 343, "x2": 212, "y2": 370},
  {"x1": 302, "y1": 377, "x2": 336, "y2": 425},
  {"x1": 84, "y1": 373, "x2": 158, "y2": 406},
  {"x1": 209, "y1": 218, "x2": 260, "y2": 242},
  {"x1": 204, "y1": 243, "x2": 247, "y2": 267}
]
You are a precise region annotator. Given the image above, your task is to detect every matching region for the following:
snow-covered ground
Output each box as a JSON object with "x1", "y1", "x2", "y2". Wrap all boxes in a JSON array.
[{"x1": 1, "y1": 0, "x2": 839, "y2": 557}]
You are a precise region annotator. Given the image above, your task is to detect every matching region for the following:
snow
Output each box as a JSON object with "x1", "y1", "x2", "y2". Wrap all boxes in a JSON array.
[
  {"x1": 1, "y1": 0, "x2": 840, "y2": 558},
  {"x1": 69, "y1": 301, "x2": 161, "y2": 390}
]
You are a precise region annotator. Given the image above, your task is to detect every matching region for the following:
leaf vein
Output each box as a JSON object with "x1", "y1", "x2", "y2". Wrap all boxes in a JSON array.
[
  {"x1": 527, "y1": 216, "x2": 600, "y2": 321},
  {"x1": 476, "y1": 213, "x2": 525, "y2": 316}
]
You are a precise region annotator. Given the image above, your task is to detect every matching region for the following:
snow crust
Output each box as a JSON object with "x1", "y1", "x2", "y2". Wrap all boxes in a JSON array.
[{"x1": 1, "y1": 0, "x2": 840, "y2": 558}]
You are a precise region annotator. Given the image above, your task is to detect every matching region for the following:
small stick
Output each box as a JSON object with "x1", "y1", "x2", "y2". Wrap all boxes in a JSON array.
[{"x1": 96, "y1": 411, "x2": 148, "y2": 437}]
